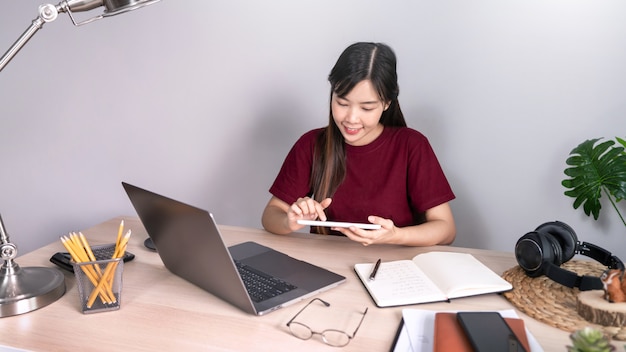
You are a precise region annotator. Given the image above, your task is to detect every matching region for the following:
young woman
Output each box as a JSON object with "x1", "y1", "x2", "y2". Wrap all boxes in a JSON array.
[{"x1": 262, "y1": 42, "x2": 456, "y2": 246}]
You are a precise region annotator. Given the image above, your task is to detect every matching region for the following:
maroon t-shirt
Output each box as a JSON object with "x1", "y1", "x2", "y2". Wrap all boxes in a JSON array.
[{"x1": 269, "y1": 127, "x2": 455, "y2": 228}]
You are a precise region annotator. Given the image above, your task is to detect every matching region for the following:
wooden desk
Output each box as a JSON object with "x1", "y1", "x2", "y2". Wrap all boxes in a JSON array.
[{"x1": 0, "y1": 216, "x2": 571, "y2": 351}]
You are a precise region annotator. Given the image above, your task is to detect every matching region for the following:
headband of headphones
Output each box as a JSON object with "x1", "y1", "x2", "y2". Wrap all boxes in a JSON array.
[
  {"x1": 515, "y1": 221, "x2": 624, "y2": 291},
  {"x1": 542, "y1": 242, "x2": 623, "y2": 290}
]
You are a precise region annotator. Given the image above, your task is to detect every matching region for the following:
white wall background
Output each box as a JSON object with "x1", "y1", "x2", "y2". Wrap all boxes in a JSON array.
[{"x1": 1, "y1": 1, "x2": 625, "y2": 261}]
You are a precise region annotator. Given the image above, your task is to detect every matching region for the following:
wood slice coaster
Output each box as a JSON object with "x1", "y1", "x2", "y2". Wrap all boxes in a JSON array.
[
  {"x1": 502, "y1": 260, "x2": 626, "y2": 340},
  {"x1": 578, "y1": 291, "x2": 626, "y2": 327}
]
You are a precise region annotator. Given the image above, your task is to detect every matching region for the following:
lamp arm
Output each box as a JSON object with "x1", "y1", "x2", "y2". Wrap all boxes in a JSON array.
[
  {"x1": 0, "y1": 4, "x2": 61, "y2": 72},
  {"x1": 0, "y1": 214, "x2": 17, "y2": 264},
  {"x1": 1, "y1": 0, "x2": 160, "y2": 73}
]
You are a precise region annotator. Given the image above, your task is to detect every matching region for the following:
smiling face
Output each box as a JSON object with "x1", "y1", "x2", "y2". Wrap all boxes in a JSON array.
[{"x1": 331, "y1": 80, "x2": 389, "y2": 146}]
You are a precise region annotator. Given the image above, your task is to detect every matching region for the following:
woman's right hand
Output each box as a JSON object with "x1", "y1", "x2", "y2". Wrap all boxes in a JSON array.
[{"x1": 287, "y1": 197, "x2": 332, "y2": 231}]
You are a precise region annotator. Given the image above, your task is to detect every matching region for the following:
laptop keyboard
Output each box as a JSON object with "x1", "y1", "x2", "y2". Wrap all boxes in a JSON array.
[
  {"x1": 91, "y1": 245, "x2": 117, "y2": 260},
  {"x1": 235, "y1": 261, "x2": 298, "y2": 303}
]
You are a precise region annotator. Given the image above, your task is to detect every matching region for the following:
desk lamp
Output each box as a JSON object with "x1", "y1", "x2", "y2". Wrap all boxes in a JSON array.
[{"x1": 0, "y1": 0, "x2": 160, "y2": 317}]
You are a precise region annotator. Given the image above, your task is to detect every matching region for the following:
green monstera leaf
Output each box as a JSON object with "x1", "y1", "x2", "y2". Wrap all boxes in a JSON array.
[{"x1": 562, "y1": 137, "x2": 626, "y2": 226}]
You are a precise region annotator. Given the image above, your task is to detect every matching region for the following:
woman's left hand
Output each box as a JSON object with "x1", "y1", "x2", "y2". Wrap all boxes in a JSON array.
[{"x1": 332, "y1": 216, "x2": 395, "y2": 246}]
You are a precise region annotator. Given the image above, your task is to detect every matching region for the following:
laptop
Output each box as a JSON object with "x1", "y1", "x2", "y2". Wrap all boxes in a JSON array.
[{"x1": 122, "y1": 182, "x2": 346, "y2": 315}]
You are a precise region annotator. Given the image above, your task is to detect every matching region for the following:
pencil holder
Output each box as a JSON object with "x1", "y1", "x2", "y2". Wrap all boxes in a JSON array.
[{"x1": 73, "y1": 257, "x2": 124, "y2": 314}]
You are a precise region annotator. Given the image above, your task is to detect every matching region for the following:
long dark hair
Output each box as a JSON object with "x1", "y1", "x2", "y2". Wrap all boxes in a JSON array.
[{"x1": 310, "y1": 42, "x2": 406, "y2": 205}]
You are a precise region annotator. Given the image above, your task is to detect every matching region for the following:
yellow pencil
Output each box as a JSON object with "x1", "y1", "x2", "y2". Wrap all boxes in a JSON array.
[
  {"x1": 86, "y1": 229, "x2": 131, "y2": 307},
  {"x1": 66, "y1": 234, "x2": 89, "y2": 263},
  {"x1": 86, "y1": 258, "x2": 120, "y2": 307},
  {"x1": 116, "y1": 220, "x2": 124, "y2": 249},
  {"x1": 60, "y1": 236, "x2": 81, "y2": 262},
  {"x1": 67, "y1": 233, "x2": 106, "y2": 293},
  {"x1": 72, "y1": 234, "x2": 116, "y2": 303},
  {"x1": 61, "y1": 237, "x2": 113, "y2": 304},
  {"x1": 80, "y1": 231, "x2": 118, "y2": 302},
  {"x1": 113, "y1": 230, "x2": 131, "y2": 258},
  {"x1": 65, "y1": 233, "x2": 116, "y2": 303},
  {"x1": 78, "y1": 233, "x2": 95, "y2": 259}
]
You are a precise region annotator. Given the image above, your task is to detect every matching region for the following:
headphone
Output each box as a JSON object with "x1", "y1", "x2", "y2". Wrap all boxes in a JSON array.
[{"x1": 515, "y1": 220, "x2": 624, "y2": 291}]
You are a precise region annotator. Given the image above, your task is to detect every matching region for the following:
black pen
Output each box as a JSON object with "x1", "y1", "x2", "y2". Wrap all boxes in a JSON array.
[{"x1": 369, "y1": 258, "x2": 382, "y2": 281}]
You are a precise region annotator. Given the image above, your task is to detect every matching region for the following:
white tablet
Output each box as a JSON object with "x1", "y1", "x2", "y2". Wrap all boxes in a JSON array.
[{"x1": 297, "y1": 219, "x2": 381, "y2": 230}]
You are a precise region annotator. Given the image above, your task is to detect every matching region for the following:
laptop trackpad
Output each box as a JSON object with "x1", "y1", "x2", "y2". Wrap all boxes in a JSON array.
[
  {"x1": 230, "y1": 242, "x2": 300, "y2": 278},
  {"x1": 240, "y1": 251, "x2": 301, "y2": 280},
  {"x1": 229, "y1": 241, "x2": 271, "y2": 260}
]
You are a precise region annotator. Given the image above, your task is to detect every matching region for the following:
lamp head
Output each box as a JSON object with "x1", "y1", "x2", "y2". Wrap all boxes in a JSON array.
[
  {"x1": 64, "y1": 0, "x2": 161, "y2": 22},
  {"x1": 103, "y1": 0, "x2": 162, "y2": 16}
]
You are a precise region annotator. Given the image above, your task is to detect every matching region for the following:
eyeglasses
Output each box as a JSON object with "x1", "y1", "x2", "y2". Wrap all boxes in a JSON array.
[{"x1": 286, "y1": 298, "x2": 368, "y2": 347}]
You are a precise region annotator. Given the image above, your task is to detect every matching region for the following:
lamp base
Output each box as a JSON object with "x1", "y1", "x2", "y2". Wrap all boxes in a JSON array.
[{"x1": 0, "y1": 264, "x2": 66, "y2": 317}]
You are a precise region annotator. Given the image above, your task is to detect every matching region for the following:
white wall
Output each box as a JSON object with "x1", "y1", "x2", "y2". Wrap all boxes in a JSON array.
[{"x1": 1, "y1": 1, "x2": 625, "y2": 261}]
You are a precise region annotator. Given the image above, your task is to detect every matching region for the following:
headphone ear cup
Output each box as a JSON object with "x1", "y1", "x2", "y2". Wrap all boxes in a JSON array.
[
  {"x1": 535, "y1": 221, "x2": 578, "y2": 263},
  {"x1": 515, "y1": 231, "x2": 556, "y2": 277}
]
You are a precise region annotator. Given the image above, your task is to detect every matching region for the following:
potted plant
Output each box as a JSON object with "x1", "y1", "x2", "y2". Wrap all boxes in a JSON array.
[
  {"x1": 562, "y1": 137, "x2": 626, "y2": 227},
  {"x1": 562, "y1": 138, "x2": 626, "y2": 350},
  {"x1": 567, "y1": 327, "x2": 616, "y2": 352}
]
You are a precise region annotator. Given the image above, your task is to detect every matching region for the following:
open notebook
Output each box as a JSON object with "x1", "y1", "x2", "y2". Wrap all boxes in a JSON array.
[{"x1": 354, "y1": 251, "x2": 512, "y2": 307}]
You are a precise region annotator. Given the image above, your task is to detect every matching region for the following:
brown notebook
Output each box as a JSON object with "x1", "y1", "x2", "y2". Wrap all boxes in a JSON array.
[{"x1": 433, "y1": 312, "x2": 531, "y2": 352}]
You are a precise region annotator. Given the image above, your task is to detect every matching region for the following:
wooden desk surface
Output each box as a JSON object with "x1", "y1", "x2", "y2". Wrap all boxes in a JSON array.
[{"x1": 0, "y1": 216, "x2": 571, "y2": 351}]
